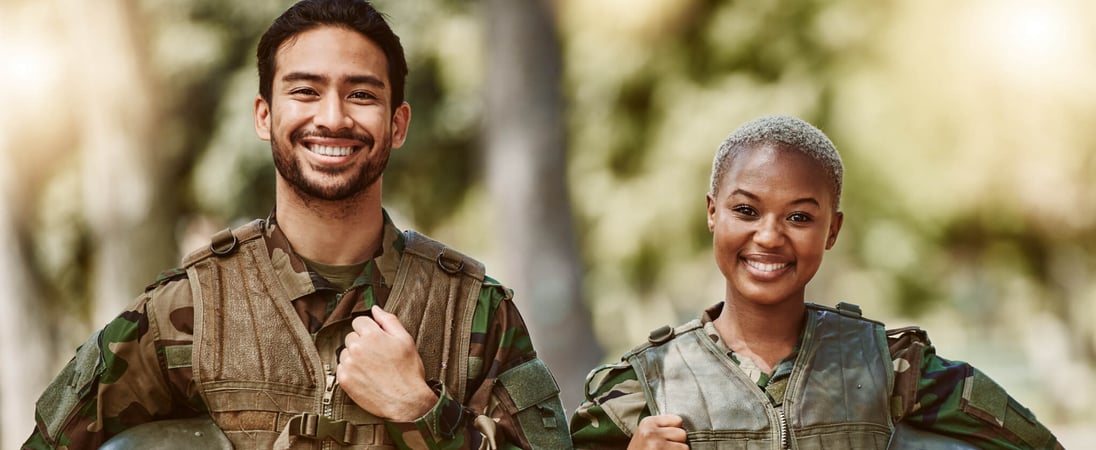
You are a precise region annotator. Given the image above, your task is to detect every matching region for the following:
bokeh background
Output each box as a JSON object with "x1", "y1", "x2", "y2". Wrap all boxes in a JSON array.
[{"x1": 2, "y1": 0, "x2": 1094, "y2": 447}]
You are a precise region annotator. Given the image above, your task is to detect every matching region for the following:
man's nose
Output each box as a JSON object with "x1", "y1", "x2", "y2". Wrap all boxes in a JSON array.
[{"x1": 314, "y1": 95, "x2": 352, "y2": 131}]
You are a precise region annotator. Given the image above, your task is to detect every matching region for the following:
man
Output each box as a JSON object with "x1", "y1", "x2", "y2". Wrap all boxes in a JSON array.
[{"x1": 24, "y1": 0, "x2": 569, "y2": 448}]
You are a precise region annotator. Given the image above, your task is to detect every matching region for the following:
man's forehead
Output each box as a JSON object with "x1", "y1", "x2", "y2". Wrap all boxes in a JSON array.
[{"x1": 272, "y1": 26, "x2": 389, "y2": 79}]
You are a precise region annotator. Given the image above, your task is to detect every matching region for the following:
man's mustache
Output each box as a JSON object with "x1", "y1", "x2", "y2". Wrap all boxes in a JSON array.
[{"x1": 290, "y1": 129, "x2": 375, "y2": 148}]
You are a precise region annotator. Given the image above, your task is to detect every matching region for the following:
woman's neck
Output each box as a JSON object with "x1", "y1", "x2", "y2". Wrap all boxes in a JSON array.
[{"x1": 713, "y1": 299, "x2": 805, "y2": 374}]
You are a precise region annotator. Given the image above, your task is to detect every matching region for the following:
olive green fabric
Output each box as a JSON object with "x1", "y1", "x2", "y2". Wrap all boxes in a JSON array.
[
  {"x1": 25, "y1": 210, "x2": 558, "y2": 450},
  {"x1": 572, "y1": 302, "x2": 1064, "y2": 450},
  {"x1": 35, "y1": 331, "x2": 103, "y2": 442},
  {"x1": 625, "y1": 304, "x2": 893, "y2": 449},
  {"x1": 188, "y1": 222, "x2": 486, "y2": 449},
  {"x1": 498, "y1": 358, "x2": 571, "y2": 449}
]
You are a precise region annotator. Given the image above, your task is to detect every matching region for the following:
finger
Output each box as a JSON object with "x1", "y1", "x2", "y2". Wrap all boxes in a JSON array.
[
  {"x1": 662, "y1": 426, "x2": 688, "y2": 443},
  {"x1": 343, "y1": 329, "x2": 361, "y2": 348},
  {"x1": 371, "y1": 306, "x2": 411, "y2": 338},
  {"x1": 645, "y1": 414, "x2": 684, "y2": 428},
  {"x1": 350, "y1": 314, "x2": 381, "y2": 335}
]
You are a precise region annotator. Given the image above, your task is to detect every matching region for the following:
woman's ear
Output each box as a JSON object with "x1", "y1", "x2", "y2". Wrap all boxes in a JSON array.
[
  {"x1": 706, "y1": 193, "x2": 716, "y2": 232},
  {"x1": 826, "y1": 211, "x2": 844, "y2": 250}
]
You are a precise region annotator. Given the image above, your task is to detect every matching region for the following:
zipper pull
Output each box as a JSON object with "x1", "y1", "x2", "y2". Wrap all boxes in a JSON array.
[{"x1": 322, "y1": 363, "x2": 337, "y2": 414}]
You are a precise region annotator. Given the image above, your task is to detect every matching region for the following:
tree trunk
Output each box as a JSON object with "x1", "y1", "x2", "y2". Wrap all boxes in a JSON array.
[
  {"x1": 66, "y1": 0, "x2": 174, "y2": 328},
  {"x1": 484, "y1": 0, "x2": 602, "y2": 412},
  {"x1": 0, "y1": 152, "x2": 52, "y2": 450}
]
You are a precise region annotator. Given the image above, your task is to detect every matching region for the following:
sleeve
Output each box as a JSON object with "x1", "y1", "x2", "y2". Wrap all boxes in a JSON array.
[
  {"x1": 569, "y1": 363, "x2": 651, "y2": 450},
  {"x1": 22, "y1": 279, "x2": 205, "y2": 450},
  {"x1": 383, "y1": 280, "x2": 570, "y2": 449},
  {"x1": 888, "y1": 327, "x2": 1063, "y2": 450}
]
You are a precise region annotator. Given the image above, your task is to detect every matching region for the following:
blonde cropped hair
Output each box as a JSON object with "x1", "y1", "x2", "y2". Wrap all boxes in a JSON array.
[{"x1": 710, "y1": 115, "x2": 843, "y2": 209}]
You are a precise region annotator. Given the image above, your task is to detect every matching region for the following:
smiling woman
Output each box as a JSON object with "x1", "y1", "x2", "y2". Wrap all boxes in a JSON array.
[{"x1": 571, "y1": 115, "x2": 1064, "y2": 450}]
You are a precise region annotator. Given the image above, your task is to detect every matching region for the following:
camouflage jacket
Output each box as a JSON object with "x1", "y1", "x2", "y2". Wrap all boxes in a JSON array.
[
  {"x1": 571, "y1": 303, "x2": 1063, "y2": 450},
  {"x1": 25, "y1": 210, "x2": 555, "y2": 450}
]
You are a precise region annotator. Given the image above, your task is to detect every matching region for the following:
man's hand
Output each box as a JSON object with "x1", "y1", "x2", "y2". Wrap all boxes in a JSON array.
[
  {"x1": 628, "y1": 414, "x2": 688, "y2": 449},
  {"x1": 337, "y1": 306, "x2": 438, "y2": 422}
]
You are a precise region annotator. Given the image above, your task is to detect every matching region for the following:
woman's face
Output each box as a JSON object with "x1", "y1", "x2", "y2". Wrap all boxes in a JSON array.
[{"x1": 706, "y1": 143, "x2": 843, "y2": 307}]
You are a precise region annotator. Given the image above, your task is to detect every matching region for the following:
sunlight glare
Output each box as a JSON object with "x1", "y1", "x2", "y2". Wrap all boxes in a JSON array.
[{"x1": 965, "y1": 0, "x2": 1083, "y2": 85}]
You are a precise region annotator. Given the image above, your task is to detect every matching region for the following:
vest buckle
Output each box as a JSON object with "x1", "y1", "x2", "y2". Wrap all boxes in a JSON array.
[
  {"x1": 437, "y1": 252, "x2": 465, "y2": 274},
  {"x1": 288, "y1": 413, "x2": 351, "y2": 445},
  {"x1": 648, "y1": 325, "x2": 675, "y2": 345}
]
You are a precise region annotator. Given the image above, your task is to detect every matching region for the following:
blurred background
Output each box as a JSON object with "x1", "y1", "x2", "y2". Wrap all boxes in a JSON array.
[{"x1": 2, "y1": 0, "x2": 1094, "y2": 447}]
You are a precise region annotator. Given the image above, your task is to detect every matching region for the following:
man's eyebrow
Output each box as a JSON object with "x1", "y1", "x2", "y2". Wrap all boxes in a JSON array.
[
  {"x1": 345, "y1": 75, "x2": 386, "y2": 88},
  {"x1": 280, "y1": 72, "x2": 386, "y2": 89},
  {"x1": 282, "y1": 72, "x2": 327, "y2": 84}
]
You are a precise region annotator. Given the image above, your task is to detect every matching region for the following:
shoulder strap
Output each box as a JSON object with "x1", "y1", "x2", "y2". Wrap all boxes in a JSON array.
[
  {"x1": 622, "y1": 319, "x2": 704, "y2": 361},
  {"x1": 806, "y1": 301, "x2": 886, "y2": 327},
  {"x1": 385, "y1": 230, "x2": 486, "y2": 403},
  {"x1": 181, "y1": 219, "x2": 266, "y2": 267}
]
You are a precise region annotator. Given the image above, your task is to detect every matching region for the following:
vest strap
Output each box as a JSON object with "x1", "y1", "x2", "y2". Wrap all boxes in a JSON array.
[
  {"x1": 287, "y1": 413, "x2": 352, "y2": 445},
  {"x1": 282, "y1": 412, "x2": 392, "y2": 446}
]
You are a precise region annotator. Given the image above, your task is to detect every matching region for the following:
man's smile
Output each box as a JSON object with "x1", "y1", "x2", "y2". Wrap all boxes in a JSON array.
[{"x1": 309, "y1": 144, "x2": 356, "y2": 157}]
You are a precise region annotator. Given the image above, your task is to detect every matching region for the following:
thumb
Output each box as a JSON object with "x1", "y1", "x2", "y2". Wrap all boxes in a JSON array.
[{"x1": 371, "y1": 306, "x2": 410, "y2": 337}]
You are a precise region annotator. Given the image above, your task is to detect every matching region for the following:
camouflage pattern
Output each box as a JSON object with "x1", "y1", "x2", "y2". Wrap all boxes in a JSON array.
[
  {"x1": 25, "y1": 210, "x2": 546, "y2": 450},
  {"x1": 571, "y1": 303, "x2": 1063, "y2": 450}
]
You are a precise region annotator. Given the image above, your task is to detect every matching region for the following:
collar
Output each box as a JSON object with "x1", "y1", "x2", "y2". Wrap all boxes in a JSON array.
[{"x1": 261, "y1": 208, "x2": 408, "y2": 301}]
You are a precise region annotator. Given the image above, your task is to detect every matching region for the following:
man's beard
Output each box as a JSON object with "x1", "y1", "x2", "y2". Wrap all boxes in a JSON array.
[{"x1": 271, "y1": 128, "x2": 392, "y2": 202}]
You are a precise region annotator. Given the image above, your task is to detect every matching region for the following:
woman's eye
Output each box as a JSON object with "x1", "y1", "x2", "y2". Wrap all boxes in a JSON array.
[
  {"x1": 788, "y1": 212, "x2": 813, "y2": 223},
  {"x1": 732, "y1": 205, "x2": 757, "y2": 216}
]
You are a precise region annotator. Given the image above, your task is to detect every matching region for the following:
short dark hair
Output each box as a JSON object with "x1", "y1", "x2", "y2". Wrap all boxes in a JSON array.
[{"x1": 257, "y1": 0, "x2": 408, "y2": 112}]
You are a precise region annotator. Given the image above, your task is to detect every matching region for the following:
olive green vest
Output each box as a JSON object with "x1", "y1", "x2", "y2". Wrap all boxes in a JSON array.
[
  {"x1": 627, "y1": 303, "x2": 894, "y2": 450},
  {"x1": 183, "y1": 220, "x2": 485, "y2": 449}
]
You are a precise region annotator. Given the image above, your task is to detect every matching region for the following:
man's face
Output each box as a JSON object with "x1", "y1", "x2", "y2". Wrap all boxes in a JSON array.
[
  {"x1": 706, "y1": 143, "x2": 843, "y2": 307},
  {"x1": 254, "y1": 25, "x2": 410, "y2": 202}
]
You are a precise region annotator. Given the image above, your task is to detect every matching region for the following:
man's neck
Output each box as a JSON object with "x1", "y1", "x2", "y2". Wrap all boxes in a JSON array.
[{"x1": 274, "y1": 179, "x2": 385, "y2": 266}]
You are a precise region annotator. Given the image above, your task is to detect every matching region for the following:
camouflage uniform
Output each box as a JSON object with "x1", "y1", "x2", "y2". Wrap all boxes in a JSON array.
[
  {"x1": 571, "y1": 303, "x2": 1063, "y2": 450},
  {"x1": 25, "y1": 210, "x2": 566, "y2": 450}
]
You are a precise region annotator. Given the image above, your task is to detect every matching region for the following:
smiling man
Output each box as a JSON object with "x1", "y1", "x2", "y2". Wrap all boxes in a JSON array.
[{"x1": 23, "y1": 1, "x2": 569, "y2": 449}]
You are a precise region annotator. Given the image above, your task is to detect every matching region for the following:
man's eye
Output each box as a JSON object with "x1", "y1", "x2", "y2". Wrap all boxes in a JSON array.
[
  {"x1": 290, "y1": 88, "x2": 318, "y2": 96},
  {"x1": 349, "y1": 91, "x2": 377, "y2": 100}
]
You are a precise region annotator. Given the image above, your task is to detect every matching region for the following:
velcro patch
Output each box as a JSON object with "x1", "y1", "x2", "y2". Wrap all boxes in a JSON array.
[{"x1": 164, "y1": 345, "x2": 193, "y2": 369}]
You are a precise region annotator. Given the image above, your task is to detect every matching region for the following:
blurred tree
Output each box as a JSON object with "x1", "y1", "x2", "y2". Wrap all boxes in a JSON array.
[{"x1": 484, "y1": 0, "x2": 601, "y2": 411}]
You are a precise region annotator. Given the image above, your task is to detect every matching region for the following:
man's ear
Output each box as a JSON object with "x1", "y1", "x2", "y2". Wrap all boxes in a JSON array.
[
  {"x1": 254, "y1": 95, "x2": 272, "y2": 141},
  {"x1": 706, "y1": 193, "x2": 716, "y2": 232},
  {"x1": 390, "y1": 102, "x2": 411, "y2": 148},
  {"x1": 826, "y1": 211, "x2": 844, "y2": 250}
]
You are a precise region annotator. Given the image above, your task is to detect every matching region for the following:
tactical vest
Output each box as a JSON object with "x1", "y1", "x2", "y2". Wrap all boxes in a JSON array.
[
  {"x1": 627, "y1": 303, "x2": 894, "y2": 450},
  {"x1": 183, "y1": 220, "x2": 486, "y2": 449}
]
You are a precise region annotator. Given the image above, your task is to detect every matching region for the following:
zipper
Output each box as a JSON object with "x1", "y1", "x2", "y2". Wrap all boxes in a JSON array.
[
  {"x1": 322, "y1": 363, "x2": 337, "y2": 418},
  {"x1": 322, "y1": 364, "x2": 337, "y2": 450},
  {"x1": 777, "y1": 406, "x2": 790, "y2": 450}
]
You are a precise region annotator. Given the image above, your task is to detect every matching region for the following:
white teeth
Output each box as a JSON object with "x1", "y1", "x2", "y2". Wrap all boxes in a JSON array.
[
  {"x1": 311, "y1": 145, "x2": 354, "y2": 156},
  {"x1": 745, "y1": 260, "x2": 788, "y2": 272}
]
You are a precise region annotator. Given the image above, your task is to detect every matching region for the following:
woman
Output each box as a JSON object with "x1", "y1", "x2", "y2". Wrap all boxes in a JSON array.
[{"x1": 570, "y1": 115, "x2": 1061, "y2": 450}]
